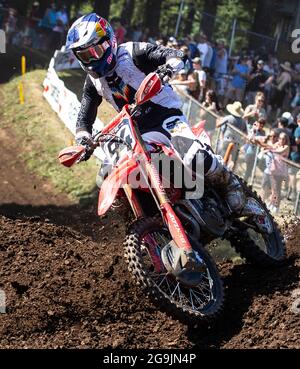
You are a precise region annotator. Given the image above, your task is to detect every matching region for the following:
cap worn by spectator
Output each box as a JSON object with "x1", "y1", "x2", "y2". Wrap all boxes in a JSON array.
[
  {"x1": 280, "y1": 61, "x2": 293, "y2": 73},
  {"x1": 282, "y1": 112, "x2": 294, "y2": 126},
  {"x1": 192, "y1": 57, "x2": 201, "y2": 64},
  {"x1": 226, "y1": 101, "x2": 245, "y2": 118},
  {"x1": 178, "y1": 69, "x2": 187, "y2": 75},
  {"x1": 257, "y1": 60, "x2": 264, "y2": 65}
]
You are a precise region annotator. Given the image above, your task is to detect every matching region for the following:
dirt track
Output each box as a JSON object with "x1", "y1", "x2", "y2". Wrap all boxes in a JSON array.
[{"x1": 0, "y1": 125, "x2": 299, "y2": 348}]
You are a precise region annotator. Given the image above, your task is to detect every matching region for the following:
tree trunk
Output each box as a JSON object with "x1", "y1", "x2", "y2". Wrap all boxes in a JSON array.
[
  {"x1": 200, "y1": 0, "x2": 219, "y2": 39},
  {"x1": 121, "y1": 0, "x2": 135, "y2": 27},
  {"x1": 249, "y1": 0, "x2": 275, "y2": 50},
  {"x1": 184, "y1": 2, "x2": 196, "y2": 36},
  {"x1": 143, "y1": 0, "x2": 163, "y2": 37},
  {"x1": 200, "y1": 0, "x2": 219, "y2": 40},
  {"x1": 94, "y1": 0, "x2": 111, "y2": 19}
]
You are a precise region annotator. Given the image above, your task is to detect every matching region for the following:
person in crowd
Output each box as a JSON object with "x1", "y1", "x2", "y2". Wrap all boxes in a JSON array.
[
  {"x1": 24, "y1": 1, "x2": 40, "y2": 48},
  {"x1": 190, "y1": 57, "x2": 206, "y2": 102},
  {"x1": 200, "y1": 89, "x2": 221, "y2": 137},
  {"x1": 268, "y1": 132, "x2": 290, "y2": 213},
  {"x1": 269, "y1": 61, "x2": 293, "y2": 116},
  {"x1": 52, "y1": 5, "x2": 69, "y2": 50},
  {"x1": 131, "y1": 24, "x2": 142, "y2": 42},
  {"x1": 225, "y1": 55, "x2": 249, "y2": 105},
  {"x1": 112, "y1": 18, "x2": 127, "y2": 44},
  {"x1": 217, "y1": 101, "x2": 247, "y2": 170},
  {"x1": 274, "y1": 116, "x2": 292, "y2": 140},
  {"x1": 244, "y1": 118, "x2": 266, "y2": 183},
  {"x1": 197, "y1": 33, "x2": 209, "y2": 67},
  {"x1": 180, "y1": 45, "x2": 192, "y2": 73},
  {"x1": 170, "y1": 69, "x2": 189, "y2": 93},
  {"x1": 4, "y1": 8, "x2": 17, "y2": 45},
  {"x1": 214, "y1": 39, "x2": 228, "y2": 97},
  {"x1": 39, "y1": 2, "x2": 57, "y2": 49},
  {"x1": 186, "y1": 35, "x2": 199, "y2": 60},
  {"x1": 246, "y1": 59, "x2": 272, "y2": 105},
  {"x1": 260, "y1": 129, "x2": 279, "y2": 203},
  {"x1": 291, "y1": 86, "x2": 300, "y2": 118},
  {"x1": 287, "y1": 113, "x2": 300, "y2": 201},
  {"x1": 243, "y1": 91, "x2": 267, "y2": 129}
]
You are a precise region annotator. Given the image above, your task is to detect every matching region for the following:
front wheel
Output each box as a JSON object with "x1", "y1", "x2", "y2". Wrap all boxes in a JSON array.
[
  {"x1": 229, "y1": 178, "x2": 286, "y2": 267},
  {"x1": 124, "y1": 217, "x2": 224, "y2": 324}
]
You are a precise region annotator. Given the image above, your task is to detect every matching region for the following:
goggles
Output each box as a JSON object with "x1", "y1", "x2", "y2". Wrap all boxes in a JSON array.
[{"x1": 75, "y1": 41, "x2": 110, "y2": 64}]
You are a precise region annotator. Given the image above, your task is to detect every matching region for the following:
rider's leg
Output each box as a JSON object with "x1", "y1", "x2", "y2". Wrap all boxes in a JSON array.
[{"x1": 142, "y1": 116, "x2": 246, "y2": 213}]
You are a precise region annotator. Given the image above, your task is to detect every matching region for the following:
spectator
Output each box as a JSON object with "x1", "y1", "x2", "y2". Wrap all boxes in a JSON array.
[
  {"x1": 269, "y1": 61, "x2": 293, "y2": 116},
  {"x1": 170, "y1": 69, "x2": 189, "y2": 94},
  {"x1": 52, "y1": 5, "x2": 68, "y2": 50},
  {"x1": 260, "y1": 129, "x2": 279, "y2": 203},
  {"x1": 132, "y1": 24, "x2": 142, "y2": 42},
  {"x1": 190, "y1": 57, "x2": 206, "y2": 102},
  {"x1": 225, "y1": 55, "x2": 249, "y2": 104},
  {"x1": 246, "y1": 59, "x2": 272, "y2": 105},
  {"x1": 217, "y1": 101, "x2": 247, "y2": 170},
  {"x1": 291, "y1": 86, "x2": 300, "y2": 118},
  {"x1": 244, "y1": 118, "x2": 266, "y2": 182},
  {"x1": 288, "y1": 113, "x2": 300, "y2": 201},
  {"x1": 197, "y1": 33, "x2": 209, "y2": 67},
  {"x1": 274, "y1": 116, "x2": 291, "y2": 139},
  {"x1": 39, "y1": 2, "x2": 57, "y2": 50},
  {"x1": 214, "y1": 40, "x2": 228, "y2": 97},
  {"x1": 268, "y1": 132, "x2": 290, "y2": 213},
  {"x1": 4, "y1": 8, "x2": 17, "y2": 45},
  {"x1": 180, "y1": 45, "x2": 192, "y2": 73},
  {"x1": 200, "y1": 89, "x2": 221, "y2": 137},
  {"x1": 186, "y1": 35, "x2": 199, "y2": 59},
  {"x1": 243, "y1": 91, "x2": 267, "y2": 129},
  {"x1": 25, "y1": 1, "x2": 41, "y2": 48},
  {"x1": 112, "y1": 18, "x2": 126, "y2": 44}
]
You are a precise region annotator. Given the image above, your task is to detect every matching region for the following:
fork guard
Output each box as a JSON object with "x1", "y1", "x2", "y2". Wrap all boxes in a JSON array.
[{"x1": 161, "y1": 240, "x2": 206, "y2": 287}]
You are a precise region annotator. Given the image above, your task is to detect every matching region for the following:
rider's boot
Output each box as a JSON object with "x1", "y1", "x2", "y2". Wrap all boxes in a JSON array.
[{"x1": 206, "y1": 159, "x2": 246, "y2": 214}]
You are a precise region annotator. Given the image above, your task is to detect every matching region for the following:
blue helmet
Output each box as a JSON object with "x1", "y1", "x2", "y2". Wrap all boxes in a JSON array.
[{"x1": 66, "y1": 13, "x2": 117, "y2": 78}]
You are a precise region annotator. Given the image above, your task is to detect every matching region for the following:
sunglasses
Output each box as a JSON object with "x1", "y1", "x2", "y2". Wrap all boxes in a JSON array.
[{"x1": 75, "y1": 41, "x2": 110, "y2": 64}]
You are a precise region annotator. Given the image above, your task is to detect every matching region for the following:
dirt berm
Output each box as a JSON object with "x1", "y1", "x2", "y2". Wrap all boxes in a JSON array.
[{"x1": 0, "y1": 200, "x2": 299, "y2": 348}]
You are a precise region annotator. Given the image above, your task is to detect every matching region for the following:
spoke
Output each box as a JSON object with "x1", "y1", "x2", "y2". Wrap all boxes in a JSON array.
[{"x1": 190, "y1": 289, "x2": 205, "y2": 309}]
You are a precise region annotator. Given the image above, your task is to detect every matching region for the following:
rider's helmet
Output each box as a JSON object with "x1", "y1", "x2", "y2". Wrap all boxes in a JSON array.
[{"x1": 66, "y1": 13, "x2": 117, "y2": 78}]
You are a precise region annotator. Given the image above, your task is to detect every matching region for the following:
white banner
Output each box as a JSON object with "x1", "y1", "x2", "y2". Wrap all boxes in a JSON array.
[
  {"x1": 43, "y1": 67, "x2": 104, "y2": 159},
  {"x1": 49, "y1": 49, "x2": 81, "y2": 71}
]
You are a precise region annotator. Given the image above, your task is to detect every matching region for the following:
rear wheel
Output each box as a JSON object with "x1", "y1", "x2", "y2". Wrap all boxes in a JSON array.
[
  {"x1": 229, "y1": 178, "x2": 286, "y2": 267},
  {"x1": 124, "y1": 217, "x2": 224, "y2": 324}
]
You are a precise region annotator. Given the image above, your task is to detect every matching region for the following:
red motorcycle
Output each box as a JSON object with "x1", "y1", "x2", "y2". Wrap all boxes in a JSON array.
[{"x1": 59, "y1": 72, "x2": 286, "y2": 323}]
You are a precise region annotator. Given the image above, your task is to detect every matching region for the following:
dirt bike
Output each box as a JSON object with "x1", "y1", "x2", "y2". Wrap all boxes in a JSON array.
[{"x1": 58, "y1": 71, "x2": 286, "y2": 324}]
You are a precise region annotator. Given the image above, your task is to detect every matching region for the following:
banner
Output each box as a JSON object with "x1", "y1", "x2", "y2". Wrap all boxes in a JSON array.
[
  {"x1": 43, "y1": 68, "x2": 104, "y2": 159},
  {"x1": 49, "y1": 49, "x2": 81, "y2": 71}
]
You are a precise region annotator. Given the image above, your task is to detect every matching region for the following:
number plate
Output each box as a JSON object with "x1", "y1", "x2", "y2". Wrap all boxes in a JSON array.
[{"x1": 99, "y1": 118, "x2": 136, "y2": 166}]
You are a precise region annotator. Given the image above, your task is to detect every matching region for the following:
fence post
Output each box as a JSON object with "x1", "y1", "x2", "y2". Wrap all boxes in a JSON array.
[
  {"x1": 250, "y1": 146, "x2": 259, "y2": 186},
  {"x1": 174, "y1": 0, "x2": 185, "y2": 38},
  {"x1": 186, "y1": 98, "x2": 192, "y2": 122},
  {"x1": 294, "y1": 191, "x2": 300, "y2": 216},
  {"x1": 229, "y1": 18, "x2": 237, "y2": 58}
]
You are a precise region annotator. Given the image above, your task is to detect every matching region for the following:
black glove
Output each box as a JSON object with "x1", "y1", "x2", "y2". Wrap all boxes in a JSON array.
[
  {"x1": 156, "y1": 64, "x2": 174, "y2": 82},
  {"x1": 75, "y1": 132, "x2": 95, "y2": 161}
]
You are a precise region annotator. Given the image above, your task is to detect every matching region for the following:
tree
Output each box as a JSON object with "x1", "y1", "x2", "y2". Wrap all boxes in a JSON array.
[
  {"x1": 143, "y1": 0, "x2": 163, "y2": 36},
  {"x1": 184, "y1": 1, "x2": 196, "y2": 36},
  {"x1": 249, "y1": 0, "x2": 275, "y2": 50},
  {"x1": 94, "y1": 0, "x2": 111, "y2": 19},
  {"x1": 200, "y1": 0, "x2": 219, "y2": 39},
  {"x1": 121, "y1": 0, "x2": 135, "y2": 26}
]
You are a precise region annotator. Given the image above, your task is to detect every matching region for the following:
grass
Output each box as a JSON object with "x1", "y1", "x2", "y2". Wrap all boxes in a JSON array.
[{"x1": 0, "y1": 69, "x2": 103, "y2": 202}]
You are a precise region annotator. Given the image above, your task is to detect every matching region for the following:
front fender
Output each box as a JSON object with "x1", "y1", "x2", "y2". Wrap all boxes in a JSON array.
[{"x1": 98, "y1": 158, "x2": 138, "y2": 216}]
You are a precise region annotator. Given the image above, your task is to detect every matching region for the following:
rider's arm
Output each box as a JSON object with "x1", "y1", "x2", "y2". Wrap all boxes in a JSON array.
[
  {"x1": 131, "y1": 42, "x2": 184, "y2": 75},
  {"x1": 76, "y1": 75, "x2": 102, "y2": 135}
]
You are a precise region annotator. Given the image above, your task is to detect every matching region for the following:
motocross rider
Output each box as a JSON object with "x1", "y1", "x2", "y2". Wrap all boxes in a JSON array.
[{"x1": 66, "y1": 13, "x2": 245, "y2": 214}]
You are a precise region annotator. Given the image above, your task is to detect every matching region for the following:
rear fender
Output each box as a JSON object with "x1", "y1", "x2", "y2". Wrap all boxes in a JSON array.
[{"x1": 98, "y1": 158, "x2": 138, "y2": 215}]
